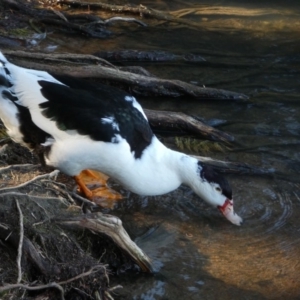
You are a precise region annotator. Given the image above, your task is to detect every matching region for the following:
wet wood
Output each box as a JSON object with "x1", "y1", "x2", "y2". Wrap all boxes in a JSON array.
[
  {"x1": 145, "y1": 109, "x2": 234, "y2": 143},
  {"x1": 56, "y1": 213, "x2": 153, "y2": 273},
  {"x1": 4, "y1": 50, "x2": 248, "y2": 100}
]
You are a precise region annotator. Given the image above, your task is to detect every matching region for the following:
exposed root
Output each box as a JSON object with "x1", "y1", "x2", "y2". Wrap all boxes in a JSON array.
[
  {"x1": 0, "y1": 163, "x2": 150, "y2": 298},
  {"x1": 4, "y1": 50, "x2": 248, "y2": 101},
  {"x1": 0, "y1": 282, "x2": 65, "y2": 300}
]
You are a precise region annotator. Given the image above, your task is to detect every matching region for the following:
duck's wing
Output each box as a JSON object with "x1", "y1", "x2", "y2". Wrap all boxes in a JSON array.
[
  {"x1": 35, "y1": 75, "x2": 154, "y2": 159},
  {"x1": 1, "y1": 54, "x2": 153, "y2": 158}
]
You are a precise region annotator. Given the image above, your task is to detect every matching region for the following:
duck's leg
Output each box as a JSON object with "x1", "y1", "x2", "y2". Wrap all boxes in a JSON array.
[{"x1": 74, "y1": 169, "x2": 122, "y2": 208}]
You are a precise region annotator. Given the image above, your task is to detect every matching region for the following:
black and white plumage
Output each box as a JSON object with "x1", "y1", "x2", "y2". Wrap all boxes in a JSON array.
[{"x1": 0, "y1": 51, "x2": 242, "y2": 225}]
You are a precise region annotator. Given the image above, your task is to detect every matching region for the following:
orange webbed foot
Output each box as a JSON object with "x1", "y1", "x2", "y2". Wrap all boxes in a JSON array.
[{"x1": 74, "y1": 169, "x2": 122, "y2": 208}]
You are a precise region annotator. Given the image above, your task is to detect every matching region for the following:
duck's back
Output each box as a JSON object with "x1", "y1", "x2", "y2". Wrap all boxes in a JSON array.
[{"x1": 0, "y1": 53, "x2": 153, "y2": 161}]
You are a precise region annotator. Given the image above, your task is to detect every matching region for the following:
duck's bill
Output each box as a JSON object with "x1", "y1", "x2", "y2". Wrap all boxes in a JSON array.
[{"x1": 219, "y1": 199, "x2": 243, "y2": 226}]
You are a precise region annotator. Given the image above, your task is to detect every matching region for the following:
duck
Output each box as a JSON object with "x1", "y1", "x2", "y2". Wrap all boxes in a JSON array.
[{"x1": 0, "y1": 51, "x2": 242, "y2": 225}]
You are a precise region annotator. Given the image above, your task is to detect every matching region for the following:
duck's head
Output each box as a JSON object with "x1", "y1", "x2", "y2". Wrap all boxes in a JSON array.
[{"x1": 193, "y1": 163, "x2": 243, "y2": 226}]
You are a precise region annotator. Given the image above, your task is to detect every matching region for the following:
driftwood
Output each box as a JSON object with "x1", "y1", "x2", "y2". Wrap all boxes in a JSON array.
[{"x1": 56, "y1": 213, "x2": 153, "y2": 273}]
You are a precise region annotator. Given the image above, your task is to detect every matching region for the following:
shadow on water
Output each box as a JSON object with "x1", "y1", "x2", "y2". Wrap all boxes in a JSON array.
[{"x1": 7, "y1": 0, "x2": 300, "y2": 298}]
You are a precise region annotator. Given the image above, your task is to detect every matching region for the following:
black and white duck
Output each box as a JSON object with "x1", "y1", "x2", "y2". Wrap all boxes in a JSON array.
[{"x1": 0, "y1": 51, "x2": 242, "y2": 225}]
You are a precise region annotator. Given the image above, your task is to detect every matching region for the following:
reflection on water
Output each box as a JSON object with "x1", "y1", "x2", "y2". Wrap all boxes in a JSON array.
[{"x1": 37, "y1": 0, "x2": 300, "y2": 298}]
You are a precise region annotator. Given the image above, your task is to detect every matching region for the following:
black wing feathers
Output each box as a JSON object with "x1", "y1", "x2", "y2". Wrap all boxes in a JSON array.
[{"x1": 38, "y1": 76, "x2": 153, "y2": 158}]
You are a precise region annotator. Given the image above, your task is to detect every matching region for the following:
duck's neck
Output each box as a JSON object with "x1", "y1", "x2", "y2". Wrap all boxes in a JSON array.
[{"x1": 117, "y1": 137, "x2": 200, "y2": 196}]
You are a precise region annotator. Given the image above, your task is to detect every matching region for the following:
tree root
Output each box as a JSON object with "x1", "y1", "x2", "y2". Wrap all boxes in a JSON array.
[
  {"x1": 2, "y1": 50, "x2": 247, "y2": 142},
  {"x1": 4, "y1": 50, "x2": 248, "y2": 100},
  {"x1": 0, "y1": 164, "x2": 153, "y2": 272},
  {"x1": 0, "y1": 265, "x2": 107, "y2": 300},
  {"x1": 55, "y1": 213, "x2": 153, "y2": 273},
  {"x1": 145, "y1": 109, "x2": 234, "y2": 143}
]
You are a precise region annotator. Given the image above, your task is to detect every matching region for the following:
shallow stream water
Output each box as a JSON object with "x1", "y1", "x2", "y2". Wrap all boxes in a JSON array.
[{"x1": 37, "y1": 0, "x2": 300, "y2": 299}]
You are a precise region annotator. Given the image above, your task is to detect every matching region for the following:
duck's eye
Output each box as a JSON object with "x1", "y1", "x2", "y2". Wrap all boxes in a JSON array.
[{"x1": 215, "y1": 186, "x2": 222, "y2": 192}]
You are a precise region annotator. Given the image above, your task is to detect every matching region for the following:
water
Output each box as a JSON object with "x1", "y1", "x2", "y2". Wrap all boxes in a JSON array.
[{"x1": 40, "y1": 0, "x2": 300, "y2": 299}]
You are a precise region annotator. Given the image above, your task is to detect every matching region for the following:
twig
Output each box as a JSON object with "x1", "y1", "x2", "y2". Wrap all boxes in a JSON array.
[
  {"x1": 0, "y1": 265, "x2": 105, "y2": 299},
  {"x1": 103, "y1": 16, "x2": 147, "y2": 27},
  {"x1": 15, "y1": 199, "x2": 24, "y2": 284},
  {"x1": 70, "y1": 192, "x2": 98, "y2": 207},
  {"x1": 0, "y1": 164, "x2": 36, "y2": 173},
  {"x1": 0, "y1": 223, "x2": 9, "y2": 230},
  {"x1": 50, "y1": 7, "x2": 68, "y2": 22},
  {"x1": 58, "y1": 265, "x2": 104, "y2": 285},
  {"x1": 105, "y1": 291, "x2": 115, "y2": 300},
  {"x1": 0, "y1": 170, "x2": 59, "y2": 192},
  {"x1": 0, "y1": 191, "x2": 69, "y2": 206},
  {"x1": 108, "y1": 285, "x2": 123, "y2": 292},
  {"x1": 0, "y1": 282, "x2": 65, "y2": 300}
]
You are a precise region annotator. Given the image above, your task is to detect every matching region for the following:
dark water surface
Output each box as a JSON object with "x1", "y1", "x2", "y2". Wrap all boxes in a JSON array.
[{"x1": 44, "y1": 1, "x2": 300, "y2": 299}]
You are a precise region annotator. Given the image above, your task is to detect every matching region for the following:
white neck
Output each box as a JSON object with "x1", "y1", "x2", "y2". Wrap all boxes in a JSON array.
[{"x1": 112, "y1": 137, "x2": 199, "y2": 196}]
